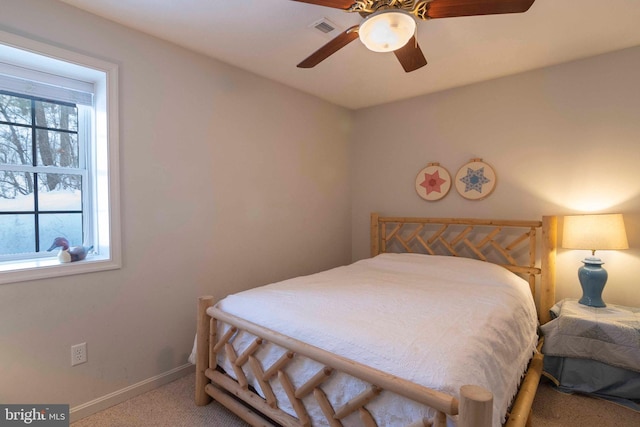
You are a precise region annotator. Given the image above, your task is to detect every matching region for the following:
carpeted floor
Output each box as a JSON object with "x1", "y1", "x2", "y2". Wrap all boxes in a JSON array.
[{"x1": 72, "y1": 373, "x2": 640, "y2": 426}]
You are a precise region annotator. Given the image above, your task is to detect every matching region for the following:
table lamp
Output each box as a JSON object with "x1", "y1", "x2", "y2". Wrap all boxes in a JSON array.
[{"x1": 562, "y1": 214, "x2": 629, "y2": 307}]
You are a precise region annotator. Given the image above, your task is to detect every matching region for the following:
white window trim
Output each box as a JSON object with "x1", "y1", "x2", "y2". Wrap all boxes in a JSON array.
[{"x1": 0, "y1": 30, "x2": 121, "y2": 284}]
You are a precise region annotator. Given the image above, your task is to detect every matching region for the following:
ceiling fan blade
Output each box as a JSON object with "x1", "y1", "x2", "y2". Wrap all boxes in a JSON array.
[
  {"x1": 427, "y1": 0, "x2": 535, "y2": 19},
  {"x1": 290, "y1": 0, "x2": 355, "y2": 10},
  {"x1": 394, "y1": 37, "x2": 427, "y2": 73},
  {"x1": 297, "y1": 25, "x2": 360, "y2": 68}
]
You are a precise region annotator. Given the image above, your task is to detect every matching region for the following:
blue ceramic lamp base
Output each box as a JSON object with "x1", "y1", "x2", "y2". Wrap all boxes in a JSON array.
[{"x1": 577, "y1": 257, "x2": 608, "y2": 308}]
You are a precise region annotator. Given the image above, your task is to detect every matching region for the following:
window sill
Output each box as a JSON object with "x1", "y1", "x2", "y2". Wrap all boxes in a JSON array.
[{"x1": 0, "y1": 254, "x2": 120, "y2": 285}]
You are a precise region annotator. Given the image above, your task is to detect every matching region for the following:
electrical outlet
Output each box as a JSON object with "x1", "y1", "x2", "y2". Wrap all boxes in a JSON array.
[{"x1": 71, "y1": 342, "x2": 87, "y2": 366}]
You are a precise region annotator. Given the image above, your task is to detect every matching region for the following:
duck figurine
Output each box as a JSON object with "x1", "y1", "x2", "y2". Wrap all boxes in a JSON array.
[
  {"x1": 56, "y1": 247, "x2": 72, "y2": 263},
  {"x1": 47, "y1": 237, "x2": 93, "y2": 263}
]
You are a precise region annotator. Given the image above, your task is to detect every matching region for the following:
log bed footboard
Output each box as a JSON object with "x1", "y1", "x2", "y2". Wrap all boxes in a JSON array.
[{"x1": 196, "y1": 295, "x2": 497, "y2": 427}]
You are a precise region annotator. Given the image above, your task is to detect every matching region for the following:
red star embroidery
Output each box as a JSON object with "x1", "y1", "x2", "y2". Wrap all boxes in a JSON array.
[{"x1": 420, "y1": 170, "x2": 446, "y2": 195}]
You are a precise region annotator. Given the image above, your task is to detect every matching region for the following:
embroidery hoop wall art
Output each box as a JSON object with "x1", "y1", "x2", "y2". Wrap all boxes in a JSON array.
[
  {"x1": 415, "y1": 162, "x2": 451, "y2": 201},
  {"x1": 455, "y1": 158, "x2": 496, "y2": 200}
]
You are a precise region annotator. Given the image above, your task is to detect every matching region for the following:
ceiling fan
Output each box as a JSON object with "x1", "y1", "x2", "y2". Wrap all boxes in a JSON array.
[{"x1": 293, "y1": 0, "x2": 536, "y2": 72}]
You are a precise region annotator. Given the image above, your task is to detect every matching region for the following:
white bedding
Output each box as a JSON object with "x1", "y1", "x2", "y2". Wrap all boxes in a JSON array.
[{"x1": 201, "y1": 253, "x2": 538, "y2": 426}]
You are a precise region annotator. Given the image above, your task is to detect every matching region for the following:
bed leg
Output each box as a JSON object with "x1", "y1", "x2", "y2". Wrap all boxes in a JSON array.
[
  {"x1": 525, "y1": 410, "x2": 533, "y2": 427},
  {"x1": 196, "y1": 295, "x2": 214, "y2": 406},
  {"x1": 505, "y1": 349, "x2": 543, "y2": 427},
  {"x1": 458, "y1": 385, "x2": 492, "y2": 427}
]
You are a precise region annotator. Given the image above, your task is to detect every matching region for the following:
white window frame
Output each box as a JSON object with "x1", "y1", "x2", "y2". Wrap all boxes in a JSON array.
[{"x1": 0, "y1": 30, "x2": 121, "y2": 284}]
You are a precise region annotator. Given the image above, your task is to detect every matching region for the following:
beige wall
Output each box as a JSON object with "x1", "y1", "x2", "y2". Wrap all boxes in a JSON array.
[
  {"x1": 3, "y1": 0, "x2": 640, "y2": 417},
  {"x1": 0, "y1": 0, "x2": 352, "y2": 411},
  {"x1": 351, "y1": 46, "x2": 640, "y2": 308}
]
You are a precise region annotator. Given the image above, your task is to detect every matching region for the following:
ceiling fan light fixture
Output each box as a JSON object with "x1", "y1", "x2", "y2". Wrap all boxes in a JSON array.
[{"x1": 358, "y1": 9, "x2": 416, "y2": 53}]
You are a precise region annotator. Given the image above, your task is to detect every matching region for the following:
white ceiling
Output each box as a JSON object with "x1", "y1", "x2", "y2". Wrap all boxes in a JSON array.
[{"x1": 57, "y1": 0, "x2": 640, "y2": 110}]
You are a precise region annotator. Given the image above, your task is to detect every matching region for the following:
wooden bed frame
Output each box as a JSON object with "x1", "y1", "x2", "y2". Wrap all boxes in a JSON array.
[{"x1": 195, "y1": 214, "x2": 557, "y2": 427}]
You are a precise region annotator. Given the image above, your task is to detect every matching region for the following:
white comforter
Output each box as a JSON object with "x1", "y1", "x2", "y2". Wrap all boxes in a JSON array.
[{"x1": 207, "y1": 253, "x2": 538, "y2": 427}]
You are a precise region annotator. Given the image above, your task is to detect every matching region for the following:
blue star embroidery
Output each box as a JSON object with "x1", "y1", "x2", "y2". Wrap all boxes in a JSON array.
[{"x1": 460, "y1": 167, "x2": 490, "y2": 193}]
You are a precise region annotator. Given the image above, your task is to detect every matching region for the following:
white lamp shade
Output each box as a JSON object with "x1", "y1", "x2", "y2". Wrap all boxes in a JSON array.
[
  {"x1": 358, "y1": 10, "x2": 416, "y2": 53},
  {"x1": 562, "y1": 213, "x2": 629, "y2": 251}
]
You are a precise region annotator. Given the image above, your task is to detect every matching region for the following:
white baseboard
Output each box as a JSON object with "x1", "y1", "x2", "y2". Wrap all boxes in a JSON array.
[{"x1": 70, "y1": 363, "x2": 195, "y2": 423}]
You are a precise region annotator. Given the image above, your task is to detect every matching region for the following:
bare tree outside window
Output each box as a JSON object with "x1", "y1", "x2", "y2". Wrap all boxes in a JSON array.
[{"x1": 0, "y1": 91, "x2": 83, "y2": 256}]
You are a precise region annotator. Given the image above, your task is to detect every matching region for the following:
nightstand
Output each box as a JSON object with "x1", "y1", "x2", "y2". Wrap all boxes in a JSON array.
[{"x1": 540, "y1": 298, "x2": 640, "y2": 407}]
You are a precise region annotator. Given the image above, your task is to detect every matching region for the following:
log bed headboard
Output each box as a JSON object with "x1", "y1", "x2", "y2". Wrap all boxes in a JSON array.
[{"x1": 370, "y1": 213, "x2": 557, "y2": 324}]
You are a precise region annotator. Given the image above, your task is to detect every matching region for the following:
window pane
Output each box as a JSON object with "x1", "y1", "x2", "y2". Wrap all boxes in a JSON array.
[
  {"x1": 37, "y1": 173, "x2": 82, "y2": 211},
  {"x1": 34, "y1": 100, "x2": 77, "y2": 131},
  {"x1": 36, "y1": 129, "x2": 78, "y2": 167},
  {"x1": 0, "y1": 171, "x2": 34, "y2": 208},
  {"x1": 0, "y1": 93, "x2": 31, "y2": 125},
  {"x1": 39, "y1": 213, "x2": 83, "y2": 253},
  {"x1": 0, "y1": 123, "x2": 32, "y2": 165},
  {"x1": 0, "y1": 214, "x2": 35, "y2": 255}
]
